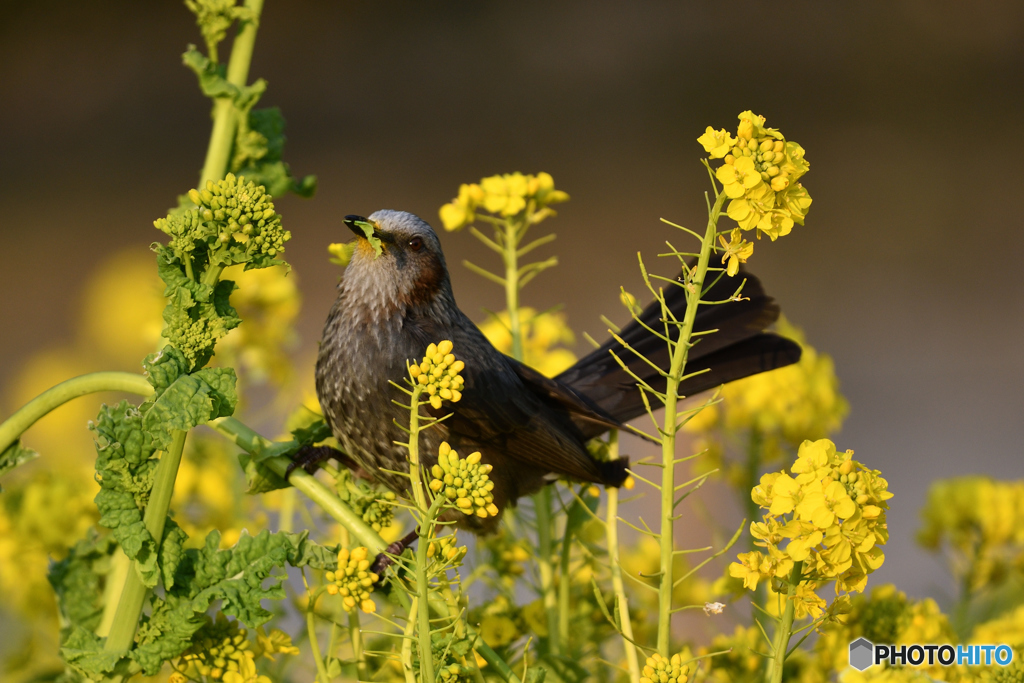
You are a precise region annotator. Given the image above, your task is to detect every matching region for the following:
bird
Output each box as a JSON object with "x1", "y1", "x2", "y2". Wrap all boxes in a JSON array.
[{"x1": 305, "y1": 209, "x2": 801, "y2": 535}]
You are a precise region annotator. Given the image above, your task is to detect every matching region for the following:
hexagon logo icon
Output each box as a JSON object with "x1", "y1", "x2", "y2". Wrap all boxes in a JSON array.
[{"x1": 849, "y1": 638, "x2": 874, "y2": 671}]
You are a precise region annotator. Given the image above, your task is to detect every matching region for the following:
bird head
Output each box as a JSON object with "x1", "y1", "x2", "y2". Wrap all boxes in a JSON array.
[{"x1": 342, "y1": 210, "x2": 453, "y2": 310}]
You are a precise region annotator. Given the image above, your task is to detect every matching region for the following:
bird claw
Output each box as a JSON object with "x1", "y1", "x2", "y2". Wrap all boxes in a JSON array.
[
  {"x1": 371, "y1": 530, "x2": 419, "y2": 575},
  {"x1": 285, "y1": 444, "x2": 350, "y2": 479}
]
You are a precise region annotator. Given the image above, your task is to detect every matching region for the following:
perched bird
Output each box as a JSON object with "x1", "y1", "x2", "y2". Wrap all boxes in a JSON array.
[{"x1": 308, "y1": 210, "x2": 800, "y2": 533}]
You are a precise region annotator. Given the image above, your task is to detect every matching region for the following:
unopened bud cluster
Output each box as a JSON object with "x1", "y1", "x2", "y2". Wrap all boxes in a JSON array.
[
  {"x1": 156, "y1": 174, "x2": 289, "y2": 267},
  {"x1": 325, "y1": 547, "x2": 379, "y2": 613},
  {"x1": 640, "y1": 653, "x2": 690, "y2": 683},
  {"x1": 180, "y1": 613, "x2": 256, "y2": 681},
  {"x1": 427, "y1": 533, "x2": 468, "y2": 565},
  {"x1": 410, "y1": 340, "x2": 465, "y2": 410},
  {"x1": 429, "y1": 441, "x2": 499, "y2": 518}
]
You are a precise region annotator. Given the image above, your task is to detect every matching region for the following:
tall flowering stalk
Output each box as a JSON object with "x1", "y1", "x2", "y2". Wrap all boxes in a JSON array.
[
  {"x1": 440, "y1": 172, "x2": 570, "y2": 653},
  {"x1": 606, "y1": 111, "x2": 813, "y2": 657},
  {"x1": 394, "y1": 340, "x2": 501, "y2": 683}
]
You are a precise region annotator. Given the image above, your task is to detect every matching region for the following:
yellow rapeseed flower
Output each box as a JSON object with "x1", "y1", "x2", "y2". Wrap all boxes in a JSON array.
[
  {"x1": 410, "y1": 340, "x2": 466, "y2": 410},
  {"x1": 640, "y1": 652, "x2": 690, "y2": 683},
  {"x1": 718, "y1": 228, "x2": 754, "y2": 277},
  {"x1": 482, "y1": 172, "x2": 530, "y2": 216},
  {"x1": 325, "y1": 547, "x2": 379, "y2": 613},
  {"x1": 429, "y1": 441, "x2": 499, "y2": 518},
  {"x1": 717, "y1": 156, "x2": 764, "y2": 199},
  {"x1": 731, "y1": 439, "x2": 891, "y2": 599},
  {"x1": 698, "y1": 126, "x2": 736, "y2": 158}
]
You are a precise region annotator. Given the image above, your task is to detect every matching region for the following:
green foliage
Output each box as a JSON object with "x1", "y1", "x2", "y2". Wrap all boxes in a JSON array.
[{"x1": 0, "y1": 440, "x2": 38, "y2": 491}]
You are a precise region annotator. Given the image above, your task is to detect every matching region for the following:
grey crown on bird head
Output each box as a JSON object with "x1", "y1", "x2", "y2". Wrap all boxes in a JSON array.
[{"x1": 315, "y1": 210, "x2": 800, "y2": 532}]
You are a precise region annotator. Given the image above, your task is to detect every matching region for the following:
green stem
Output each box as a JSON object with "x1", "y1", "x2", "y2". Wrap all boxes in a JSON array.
[
  {"x1": 502, "y1": 210, "x2": 560, "y2": 655},
  {"x1": 349, "y1": 609, "x2": 365, "y2": 680},
  {"x1": 104, "y1": 429, "x2": 189, "y2": 653},
  {"x1": 198, "y1": 0, "x2": 264, "y2": 185},
  {"x1": 0, "y1": 372, "x2": 154, "y2": 456},
  {"x1": 415, "y1": 499, "x2": 444, "y2": 683},
  {"x1": 557, "y1": 512, "x2": 573, "y2": 653},
  {"x1": 656, "y1": 191, "x2": 727, "y2": 655},
  {"x1": 745, "y1": 429, "x2": 766, "y2": 612},
  {"x1": 402, "y1": 598, "x2": 419, "y2": 683},
  {"x1": 766, "y1": 561, "x2": 803, "y2": 683},
  {"x1": 605, "y1": 432, "x2": 641, "y2": 682},
  {"x1": 306, "y1": 595, "x2": 331, "y2": 683}
]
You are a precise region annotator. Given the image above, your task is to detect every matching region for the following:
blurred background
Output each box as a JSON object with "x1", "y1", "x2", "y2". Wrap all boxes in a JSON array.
[{"x1": 1, "y1": 0, "x2": 1022, "y2": 622}]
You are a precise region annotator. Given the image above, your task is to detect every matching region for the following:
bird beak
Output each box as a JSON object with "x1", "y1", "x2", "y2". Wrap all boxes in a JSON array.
[{"x1": 344, "y1": 215, "x2": 377, "y2": 239}]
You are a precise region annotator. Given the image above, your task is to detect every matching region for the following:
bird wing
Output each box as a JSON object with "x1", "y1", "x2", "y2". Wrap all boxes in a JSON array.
[{"x1": 442, "y1": 324, "x2": 611, "y2": 484}]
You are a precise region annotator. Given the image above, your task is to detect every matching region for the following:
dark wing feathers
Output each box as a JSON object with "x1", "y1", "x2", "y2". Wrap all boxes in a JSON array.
[
  {"x1": 443, "y1": 321, "x2": 612, "y2": 484},
  {"x1": 554, "y1": 267, "x2": 800, "y2": 437}
]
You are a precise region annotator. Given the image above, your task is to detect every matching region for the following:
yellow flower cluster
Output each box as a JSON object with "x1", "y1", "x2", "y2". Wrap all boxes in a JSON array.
[
  {"x1": 918, "y1": 476, "x2": 1024, "y2": 592},
  {"x1": 439, "y1": 172, "x2": 570, "y2": 231},
  {"x1": 730, "y1": 439, "x2": 892, "y2": 599},
  {"x1": 429, "y1": 441, "x2": 499, "y2": 518},
  {"x1": 699, "y1": 111, "x2": 812, "y2": 242},
  {"x1": 410, "y1": 340, "x2": 466, "y2": 410},
  {"x1": 180, "y1": 613, "x2": 265, "y2": 682},
  {"x1": 640, "y1": 652, "x2": 690, "y2": 683},
  {"x1": 325, "y1": 546, "x2": 379, "y2": 613},
  {"x1": 478, "y1": 307, "x2": 577, "y2": 377}
]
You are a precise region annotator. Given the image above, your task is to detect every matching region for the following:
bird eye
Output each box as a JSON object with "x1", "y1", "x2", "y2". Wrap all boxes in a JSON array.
[{"x1": 409, "y1": 236, "x2": 424, "y2": 252}]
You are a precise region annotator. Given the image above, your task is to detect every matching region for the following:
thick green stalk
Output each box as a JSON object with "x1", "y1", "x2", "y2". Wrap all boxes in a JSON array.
[
  {"x1": 557, "y1": 512, "x2": 573, "y2": 651},
  {"x1": 105, "y1": 429, "x2": 189, "y2": 652},
  {"x1": 0, "y1": 372, "x2": 154, "y2": 455},
  {"x1": 656, "y1": 192, "x2": 727, "y2": 655},
  {"x1": 766, "y1": 561, "x2": 803, "y2": 683},
  {"x1": 414, "y1": 499, "x2": 444, "y2": 683},
  {"x1": 198, "y1": 0, "x2": 264, "y2": 185},
  {"x1": 605, "y1": 432, "x2": 640, "y2": 681}
]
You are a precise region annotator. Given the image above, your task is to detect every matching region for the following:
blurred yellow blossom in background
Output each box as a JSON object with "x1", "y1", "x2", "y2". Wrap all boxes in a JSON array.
[
  {"x1": 439, "y1": 171, "x2": 569, "y2": 231},
  {"x1": 479, "y1": 307, "x2": 577, "y2": 377}
]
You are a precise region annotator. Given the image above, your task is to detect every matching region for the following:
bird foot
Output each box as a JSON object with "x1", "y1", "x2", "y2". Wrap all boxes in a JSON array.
[
  {"x1": 371, "y1": 530, "x2": 419, "y2": 575},
  {"x1": 285, "y1": 444, "x2": 355, "y2": 479}
]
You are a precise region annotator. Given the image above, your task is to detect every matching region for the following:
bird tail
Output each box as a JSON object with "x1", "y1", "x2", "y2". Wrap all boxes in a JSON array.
[{"x1": 556, "y1": 268, "x2": 801, "y2": 439}]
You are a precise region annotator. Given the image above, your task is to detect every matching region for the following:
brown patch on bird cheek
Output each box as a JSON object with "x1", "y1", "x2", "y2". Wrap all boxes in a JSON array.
[{"x1": 406, "y1": 253, "x2": 444, "y2": 307}]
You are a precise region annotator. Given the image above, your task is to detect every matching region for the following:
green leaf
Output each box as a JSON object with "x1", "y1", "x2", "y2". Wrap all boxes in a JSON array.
[
  {"x1": 238, "y1": 451, "x2": 288, "y2": 494},
  {"x1": 160, "y1": 521, "x2": 189, "y2": 591},
  {"x1": 143, "y1": 369, "x2": 237, "y2": 450},
  {"x1": 193, "y1": 367, "x2": 238, "y2": 418},
  {"x1": 95, "y1": 487, "x2": 159, "y2": 587},
  {"x1": 182, "y1": 46, "x2": 266, "y2": 108},
  {"x1": 130, "y1": 530, "x2": 338, "y2": 675},
  {"x1": 353, "y1": 219, "x2": 383, "y2": 257},
  {"x1": 291, "y1": 418, "x2": 332, "y2": 447},
  {"x1": 49, "y1": 531, "x2": 119, "y2": 633},
  {"x1": 143, "y1": 346, "x2": 190, "y2": 392},
  {"x1": 0, "y1": 439, "x2": 38, "y2": 488},
  {"x1": 61, "y1": 627, "x2": 123, "y2": 679},
  {"x1": 233, "y1": 107, "x2": 318, "y2": 199}
]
